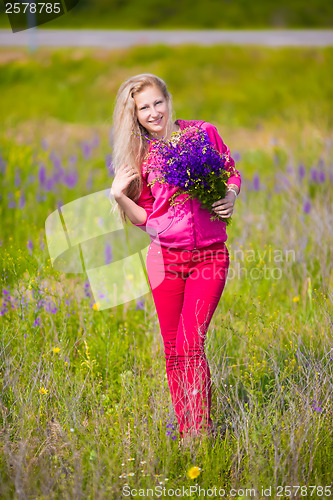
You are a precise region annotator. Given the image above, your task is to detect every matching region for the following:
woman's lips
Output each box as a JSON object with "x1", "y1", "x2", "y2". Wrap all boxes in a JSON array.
[{"x1": 149, "y1": 117, "x2": 162, "y2": 125}]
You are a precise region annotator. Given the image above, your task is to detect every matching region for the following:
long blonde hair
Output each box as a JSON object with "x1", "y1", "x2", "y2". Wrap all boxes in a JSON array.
[{"x1": 111, "y1": 74, "x2": 175, "y2": 224}]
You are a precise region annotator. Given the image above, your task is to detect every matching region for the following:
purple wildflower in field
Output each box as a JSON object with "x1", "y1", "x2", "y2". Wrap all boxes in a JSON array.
[
  {"x1": 318, "y1": 171, "x2": 326, "y2": 183},
  {"x1": 49, "y1": 151, "x2": 62, "y2": 170},
  {"x1": 33, "y1": 317, "x2": 41, "y2": 327},
  {"x1": 44, "y1": 301, "x2": 58, "y2": 314},
  {"x1": 310, "y1": 168, "x2": 319, "y2": 183},
  {"x1": 312, "y1": 399, "x2": 323, "y2": 412},
  {"x1": 104, "y1": 242, "x2": 113, "y2": 265},
  {"x1": 91, "y1": 135, "x2": 100, "y2": 149},
  {"x1": 165, "y1": 417, "x2": 177, "y2": 441},
  {"x1": 68, "y1": 154, "x2": 78, "y2": 165},
  {"x1": 253, "y1": 173, "x2": 260, "y2": 191},
  {"x1": 45, "y1": 178, "x2": 55, "y2": 192},
  {"x1": 145, "y1": 126, "x2": 232, "y2": 222},
  {"x1": 105, "y1": 154, "x2": 114, "y2": 176},
  {"x1": 65, "y1": 170, "x2": 78, "y2": 189},
  {"x1": 15, "y1": 169, "x2": 21, "y2": 187},
  {"x1": 19, "y1": 193, "x2": 26, "y2": 209},
  {"x1": 38, "y1": 163, "x2": 47, "y2": 186},
  {"x1": 84, "y1": 281, "x2": 92, "y2": 298},
  {"x1": 81, "y1": 141, "x2": 92, "y2": 160},
  {"x1": 0, "y1": 153, "x2": 6, "y2": 174},
  {"x1": 27, "y1": 240, "x2": 33, "y2": 254},
  {"x1": 298, "y1": 164, "x2": 306, "y2": 180},
  {"x1": 303, "y1": 200, "x2": 311, "y2": 214},
  {"x1": 8, "y1": 201, "x2": 15, "y2": 209},
  {"x1": 136, "y1": 299, "x2": 145, "y2": 310},
  {"x1": 1, "y1": 289, "x2": 12, "y2": 316}
]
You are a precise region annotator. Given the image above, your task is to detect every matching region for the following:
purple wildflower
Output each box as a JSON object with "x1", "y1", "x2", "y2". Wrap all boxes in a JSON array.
[
  {"x1": 8, "y1": 201, "x2": 15, "y2": 209},
  {"x1": 303, "y1": 200, "x2": 311, "y2": 214},
  {"x1": 312, "y1": 399, "x2": 323, "y2": 412},
  {"x1": 105, "y1": 154, "x2": 114, "y2": 176},
  {"x1": 81, "y1": 141, "x2": 92, "y2": 160},
  {"x1": 45, "y1": 178, "x2": 55, "y2": 192},
  {"x1": 19, "y1": 193, "x2": 26, "y2": 209},
  {"x1": 15, "y1": 169, "x2": 21, "y2": 187},
  {"x1": 33, "y1": 317, "x2": 41, "y2": 327},
  {"x1": 136, "y1": 299, "x2": 144, "y2": 310},
  {"x1": 49, "y1": 151, "x2": 62, "y2": 170},
  {"x1": 318, "y1": 171, "x2": 326, "y2": 183},
  {"x1": 27, "y1": 240, "x2": 33, "y2": 254},
  {"x1": 65, "y1": 170, "x2": 78, "y2": 189},
  {"x1": 146, "y1": 126, "x2": 232, "y2": 222},
  {"x1": 298, "y1": 163, "x2": 306, "y2": 180},
  {"x1": 104, "y1": 242, "x2": 113, "y2": 265},
  {"x1": 253, "y1": 173, "x2": 260, "y2": 191},
  {"x1": 44, "y1": 301, "x2": 58, "y2": 314},
  {"x1": 91, "y1": 135, "x2": 100, "y2": 149},
  {"x1": 165, "y1": 417, "x2": 177, "y2": 440},
  {"x1": 84, "y1": 281, "x2": 92, "y2": 298},
  {"x1": 38, "y1": 164, "x2": 46, "y2": 187},
  {"x1": 68, "y1": 154, "x2": 78, "y2": 165},
  {"x1": 310, "y1": 168, "x2": 318, "y2": 183},
  {"x1": 0, "y1": 154, "x2": 6, "y2": 175}
]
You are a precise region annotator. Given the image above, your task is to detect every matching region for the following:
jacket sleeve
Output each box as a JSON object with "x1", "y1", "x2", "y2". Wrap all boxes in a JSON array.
[
  {"x1": 132, "y1": 176, "x2": 155, "y2": 231},
  {"x1": 203, "y1": 123, "x2": 242, "y2": 193}
]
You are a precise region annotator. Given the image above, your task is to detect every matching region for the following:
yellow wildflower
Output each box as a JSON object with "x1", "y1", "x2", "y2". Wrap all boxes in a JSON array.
[
  {"x1": 292, "y1": 296, "x2": 300, "y2": 303},
  {"x1": 187, "y1": 466, "x2": 201, "y2": 479},
  {"x1": 53, "y1": 347, "x2": 60, "y2": 354},
  {"x1": 92, "y1": 302, "x2": 100, "y2": 311},
  {"x1": 39, "y1": 387, "x2": 48, "y2": 395}
]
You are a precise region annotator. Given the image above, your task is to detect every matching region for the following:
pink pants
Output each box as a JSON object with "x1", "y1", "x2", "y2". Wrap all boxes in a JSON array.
[{"x1": 146, "y1": 241, "x2": 229, "y2": 437}]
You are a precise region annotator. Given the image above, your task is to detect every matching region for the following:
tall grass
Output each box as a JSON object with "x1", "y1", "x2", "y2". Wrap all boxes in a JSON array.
[{"x1": 0, "y1": 45, "x2": 332, "y2": 498}]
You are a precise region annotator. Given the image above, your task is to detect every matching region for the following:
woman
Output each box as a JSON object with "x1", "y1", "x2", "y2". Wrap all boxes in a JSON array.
[{"x1": 111, "y1": 74, "x2": 241, "y2": 441}]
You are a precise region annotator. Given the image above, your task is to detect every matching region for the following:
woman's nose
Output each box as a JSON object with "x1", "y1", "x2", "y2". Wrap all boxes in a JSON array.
[{"x1": 150, "y1": 106, "x2": 159, "y2": 117}]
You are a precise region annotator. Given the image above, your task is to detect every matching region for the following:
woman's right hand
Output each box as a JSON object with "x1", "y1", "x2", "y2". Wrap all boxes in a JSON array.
[{"x1": 111, "y1": 164, "x2": 139, "y2": 199}]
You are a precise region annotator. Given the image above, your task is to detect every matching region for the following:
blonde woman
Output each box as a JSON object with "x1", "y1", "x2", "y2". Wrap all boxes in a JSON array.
[{"x1": 111, "y1": 74, "x2": 241, "y2": 441}]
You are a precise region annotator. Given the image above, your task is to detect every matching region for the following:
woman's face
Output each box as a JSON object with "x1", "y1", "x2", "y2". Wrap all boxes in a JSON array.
[{"x1": 134, "y1": 85, "x2": 169, "y2": 138}]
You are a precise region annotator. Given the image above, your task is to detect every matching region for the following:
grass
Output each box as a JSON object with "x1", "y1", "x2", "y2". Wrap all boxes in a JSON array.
[{"x1": 0, "y1": 45, "x2": 333, "y2": 498}]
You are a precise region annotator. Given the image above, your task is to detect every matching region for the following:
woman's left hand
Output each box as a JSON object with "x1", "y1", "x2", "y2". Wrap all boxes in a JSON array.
[{"x1": 211, "y1": 191, "x2": 236, "y2": 219}]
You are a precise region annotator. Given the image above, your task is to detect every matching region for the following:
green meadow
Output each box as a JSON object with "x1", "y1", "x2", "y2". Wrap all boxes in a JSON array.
[{"x1": 0, "y1": 45, "x2": 333, "y2": 498}]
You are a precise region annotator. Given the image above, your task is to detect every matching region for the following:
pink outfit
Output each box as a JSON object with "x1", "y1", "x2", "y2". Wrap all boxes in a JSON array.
[
  {"x1": 133, "y1": 119, "x2": 241, "y2": 249},
  {"x1": 133, "y1": 119, "x2": 241, "y2": 436}
]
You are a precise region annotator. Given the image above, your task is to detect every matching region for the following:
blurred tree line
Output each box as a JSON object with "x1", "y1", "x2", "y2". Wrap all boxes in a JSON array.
[{"x1": 1, "y1": 0, "x2": 332, "y2": 29}]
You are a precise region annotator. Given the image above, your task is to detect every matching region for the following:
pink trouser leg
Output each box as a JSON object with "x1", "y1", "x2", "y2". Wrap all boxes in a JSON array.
[{"x1": 146, "y1": 242, "x2": 229, "y2": 436}]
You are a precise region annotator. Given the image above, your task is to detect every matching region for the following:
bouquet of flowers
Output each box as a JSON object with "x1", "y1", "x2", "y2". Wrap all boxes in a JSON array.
[{"x1": 144, "y1": 126, "x2": 233, "y2": 224}]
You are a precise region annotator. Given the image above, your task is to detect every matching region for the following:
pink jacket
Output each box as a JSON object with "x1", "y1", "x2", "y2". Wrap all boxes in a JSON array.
[{"x1": 133, "y1": 119, "x2": 242, "y2": 249}]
